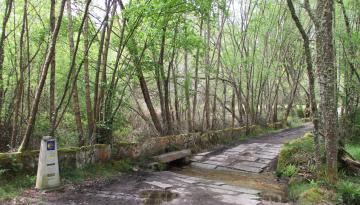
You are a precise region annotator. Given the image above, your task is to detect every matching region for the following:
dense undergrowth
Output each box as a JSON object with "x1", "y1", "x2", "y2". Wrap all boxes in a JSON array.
[{"x1": 277, "y1": 133, "x2": 360, "y2": 205}]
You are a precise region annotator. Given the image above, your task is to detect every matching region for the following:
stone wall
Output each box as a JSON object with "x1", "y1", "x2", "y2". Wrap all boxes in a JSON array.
[
  {"x1": 0, "y1": 123, "x2": 284, "y2": 175},
  {"x1": 0, "y1": 144, "x2": 111, "y2": 174},
  {"x1": 112, "y1": 125, "x2": 259, "y2": 160}
]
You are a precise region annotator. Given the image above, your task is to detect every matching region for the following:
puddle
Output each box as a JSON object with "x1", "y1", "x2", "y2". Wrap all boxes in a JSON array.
[
  {"x1": 140, "y1": 189, "x2": 179, "y2": 205},
  {"x1": 173, "y1": 166, "x2": 288, "y2": 203}
]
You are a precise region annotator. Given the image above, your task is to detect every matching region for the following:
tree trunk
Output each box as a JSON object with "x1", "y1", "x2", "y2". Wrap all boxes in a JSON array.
[
  {"x1": 211, "y1": 10, "x2": 225, "y2": 130},
  {"x1": 67, "y1": 0, "x2": 84, "y2": 146},
  {"x1": 83, "y1": 6, "x2": 94, "y2": 142},
  {"x1": 49, "y1": 0, "x2": 56, "y2": 137},
  {"x1": 18, "y1": 0, "x2": 67, "y2": 152},
  {"x1": 94, "y1": 1, "x2": 110, "y2": 126},
  {"x1": 11, "y1": 0, "x2": 27, "y2": 150},
  {"x1": 287, "y1": 0, "x2": 321, "y2": 166},
  {"x1": 184, "y1": 49, "x2": 192, "y2": 132},
  {"x1": 128, "y1": 39, "x2": 163, "y2": 134},
  {"x1": 203, "y1": 19, "x2": 211, "y2": 129},
  {"x1": 314, "y1": 0, "x2": 338, "y2": 182},
  {"x1": 99, "y1": 2, "x2": 116, "y2": 123},
  {"x1": 0, "y1": 0, "x2": 13, "y2": 136},
  {"x1": 192, "y1": 18, "x2": 203, "y2": 130},
  {"x1": 173, "y1": 62, "x2": 180, "y2": 124}
]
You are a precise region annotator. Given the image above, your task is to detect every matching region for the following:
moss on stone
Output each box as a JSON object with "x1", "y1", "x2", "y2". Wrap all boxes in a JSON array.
[
  {"x1": 94, "y1": 144, "x2": 109, "y2": 149},
  {"x1": 0, "y1": 153, "x2": 10, "y2": 161},
  {"x1": 115, "y1": 141, "x2": 137, "y2": 147},
  {"x1": 58, "y1": 147, "x2": 80, "y2": 154},
  {"x1": 0, "y1": 152, "x2": 21, "y2": 163},
  {"x1": 18, "y1": 150, "x2": 39, "y2": 157}
]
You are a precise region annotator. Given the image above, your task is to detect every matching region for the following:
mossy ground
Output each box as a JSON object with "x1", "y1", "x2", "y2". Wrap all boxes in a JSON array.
[
  {"x1": 346, "y1": 144, "x2": 360, "y2": 161},
  {"x1": 277, "y1": 133, "x2": 360, "y2": 205}
]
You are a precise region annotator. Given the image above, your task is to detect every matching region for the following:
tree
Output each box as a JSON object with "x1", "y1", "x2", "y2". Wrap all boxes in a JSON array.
[
  {"x1": 313, "y1": 0, "x2": 338, "y2": 182},
  {"x1": 67, "y1": 0, "x2": 85, "y2": 146},
  {"x1": 18, "y1": 0, "x2": 67, "y2": 152},
  {"x1": 286, "y1": 0, "x2": 321, "y2": 166}
]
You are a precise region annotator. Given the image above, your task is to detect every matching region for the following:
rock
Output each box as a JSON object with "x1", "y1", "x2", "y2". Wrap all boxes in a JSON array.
[
  {"x1": 145, "y1": 181, "x2": 173, "y2": 189},
  {"x1": 152, "y1": 149, "x2": 191, "y2": 163},
  {"x1": 232, "y1": 163, "x2": 263, "y2": 173}
]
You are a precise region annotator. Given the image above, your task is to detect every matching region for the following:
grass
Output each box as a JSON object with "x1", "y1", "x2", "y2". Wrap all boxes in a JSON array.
[
  {"x1": 346, "y1": 144, "x2": 360, "y2": 161},
  {"x1": 277, "y1": 132, "x2": 323, "y2": 174},
  {"x1": 0, "y1": 174, "x2": 36, "y2": 199},
  {"x1": 288, "y1": 181, "x2": 318, "y2": 201},
  {"x1": 0, "y1": 159, "x2": 133, "y2": 200},
  {"x1": 277, "y1": 133, "x2": 360, "y2": 204},
  {"x1": 336, "y1": 180, "x2": 360, "y2": 205}
]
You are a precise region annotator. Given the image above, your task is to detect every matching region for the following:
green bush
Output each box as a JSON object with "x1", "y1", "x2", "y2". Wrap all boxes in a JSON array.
[
  {"x1": 288, "y1": 181, "x2": 318, "y2": 201},
  {"x1": 0, "y1": 175, "x2": 36, "y2": 199},
  {"x1": 277, "y1": 133, "x2": 320, "y2": 172},
  {"x1": 296, "y1": 108, "x2": 305, "y2": 118},
  {"x1": 337, "y1": 181, "x2": 360, "y2": 205},
  {"x1": 282, "y1": 165, "x2": 298, "y2": 177},
  {"x1": 298, "y1": 187, "x2": 326, "y2": 205},
  {"x1": 346, "y1": 144, "x2": 360, "y2": 161},
  {"x1": 0, "y1": 169, "x2": 7, "y2": 177}
]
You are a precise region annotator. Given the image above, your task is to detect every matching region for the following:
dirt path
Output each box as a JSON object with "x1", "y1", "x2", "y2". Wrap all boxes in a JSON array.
[{"x1": 12, "y1": 124, "x2": 313, "y2": 205}]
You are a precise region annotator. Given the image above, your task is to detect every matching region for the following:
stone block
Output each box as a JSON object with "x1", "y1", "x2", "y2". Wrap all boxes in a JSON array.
[
  {"x1": 152, "y1": 149, "x2": 191, "y2": 163},
  {"x1": 191, "y1": 162, "x2": 217, "y2": 169}
]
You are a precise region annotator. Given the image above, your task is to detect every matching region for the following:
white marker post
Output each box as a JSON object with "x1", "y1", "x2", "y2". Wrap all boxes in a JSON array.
[{"x1": 36, "y1": 136, "x2": 61, "y2": 190}]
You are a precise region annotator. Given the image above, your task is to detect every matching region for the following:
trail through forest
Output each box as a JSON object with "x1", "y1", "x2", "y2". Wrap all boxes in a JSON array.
[{"x1": 15, "y1": 124, "x2": 312, "y2": 205}]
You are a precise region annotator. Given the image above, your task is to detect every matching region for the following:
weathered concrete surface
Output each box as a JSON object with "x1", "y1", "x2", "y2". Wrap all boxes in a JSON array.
[
  {"x1": 26, "y1": 171, "x2": 261, "y2": 205},
  {"x1": 190, "y1": 124, "x2": 313, "y2": 173},
  {"x1": 190, "y1": 143, "x2": 282, "y2": 173},
  {"x1": 153, "y1": 149, "x2": 191, "y2": 163}
]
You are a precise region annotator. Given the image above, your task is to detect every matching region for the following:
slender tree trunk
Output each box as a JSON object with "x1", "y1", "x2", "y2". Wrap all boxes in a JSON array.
[
  {"x1": 338, "y1": 0, "x2": 359, "y2": 140},
  {"x1": 49, "y1": 0, "x2": 56, "y2": 136},
  {"x1": 211, "y1": 10, "x2": 225, "y2": 129},
  {"x1": 83, "y1": 6, "x2": 94, "y2": 142},
  {"x1": 287, "y1": 0, "x2": 321, "y2": 166},
  {"x1": 222, "y1": 68, "x2": 227, "y2": 128},
  {"x1": 164, "y1": 25, "x2": 178, "y2": 133},
  {"x1": 0, "y1": 0, "x2": 13, "y2": 131},
  {"x1": 94, "y1": 1, "x2": 110, "y2": 126},
  {"x1": 283, "y1": 69, "x2": 301, "y2": 123},
  {"x1": 203, "y1": 19, "x2": 211, "y2": 129},
  {"x1": 184, "y1": 49, "x2": 192, "y2": 132},
  {"x1": 99, "y1": 2, "x2": 116, "y2": 123},
  {"x1": 158, "y1": 25, "x2": 172, "y2": 134},
  {"x1": 18, "y1": 0, "x2": 67, "y2": 152},
  {"x1": 67, "y1": 0, "x2": 84, "y2": 146},
  {"x1": 11, "y1": 0, "x2": 27, "y2": 149},
  {"x1": 155, "y1": 54, "x2": 166, "y2": 127},
  {"x1": 231, "y1": 89, "x2": 235, "y2": 127},
  {"x1": 128, "y1": 39, "x2": 163, "y2": 134},
  {"x1": 192, "y1": 18, "x2": 203, "y2": 130},
  {"x1": 173, "y1": 63, "x2": 180, "y2": 123}
]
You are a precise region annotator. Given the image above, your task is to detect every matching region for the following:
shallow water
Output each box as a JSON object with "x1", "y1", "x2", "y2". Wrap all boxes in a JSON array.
[
  {"x1": 172, "y1": 166, "x2": 289, "y2": 203},
  {"x1": 140, "y1": 189, "x2": 179, "y2": 205}
]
